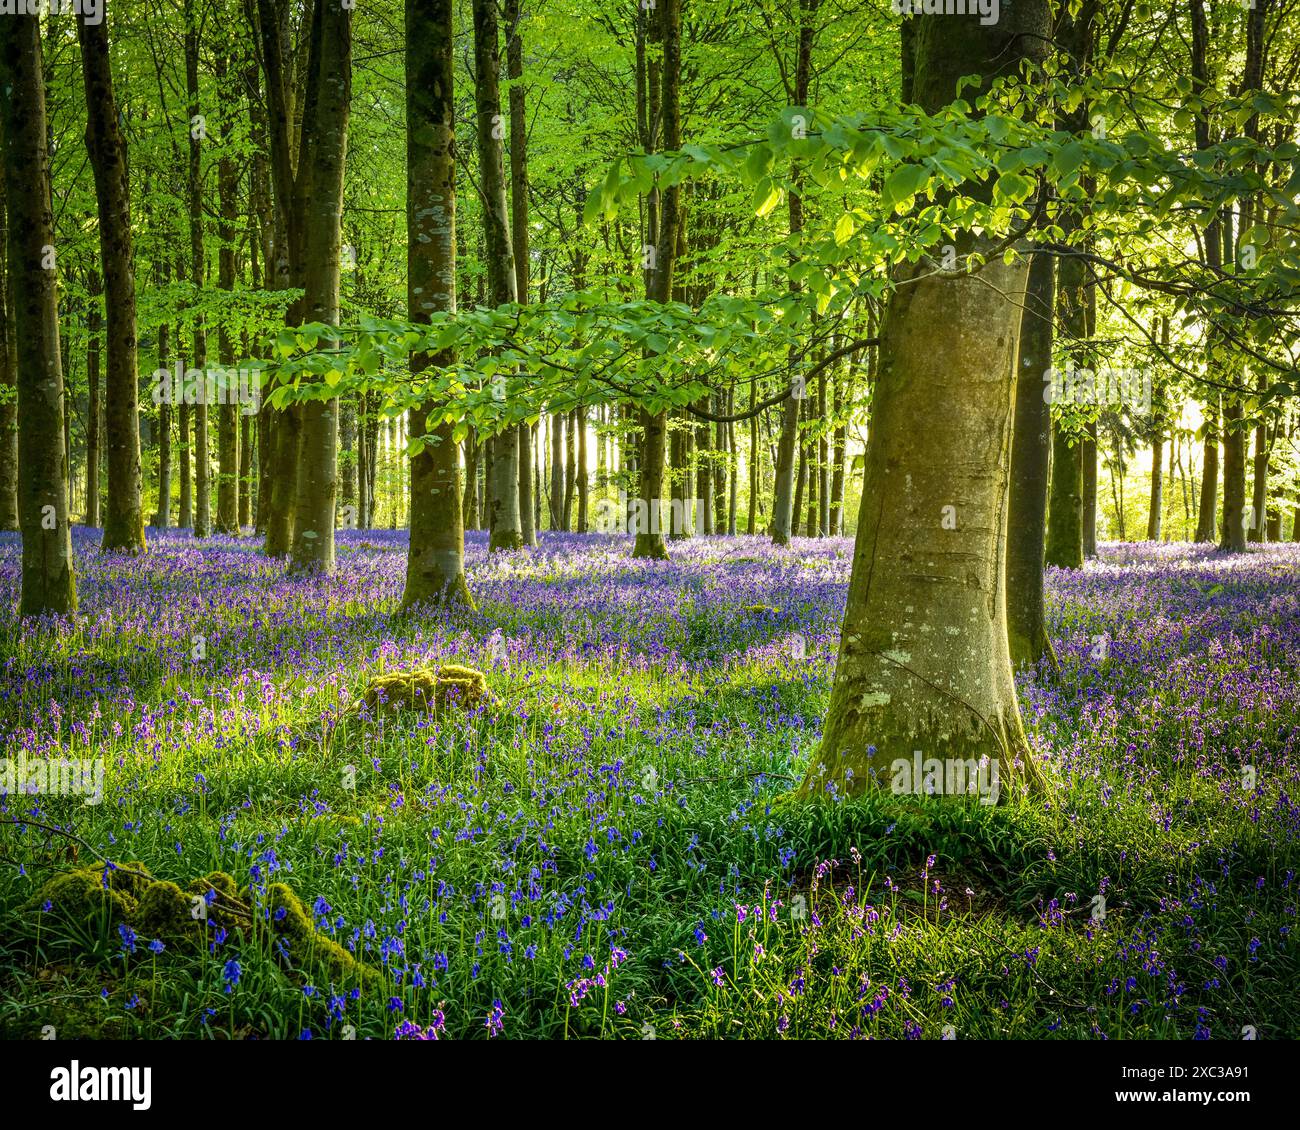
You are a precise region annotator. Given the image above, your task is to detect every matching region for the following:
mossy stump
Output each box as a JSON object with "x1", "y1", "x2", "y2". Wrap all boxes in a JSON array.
[{"x1": 353, "y1": 664, "x2": 490, "y2": 717}]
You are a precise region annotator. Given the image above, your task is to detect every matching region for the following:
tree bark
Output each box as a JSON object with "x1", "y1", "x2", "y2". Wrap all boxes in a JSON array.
[
  {"x1": 289, "y1": 0, "x2": 350, "y2": 574},
  {"x1": 0, "y1": 143, "x2": 15, "y2": 532},
  {"x1": 402, "y1": 0, "x2": 471, "y2": 609},
  {"x1": 632, "y1": 0, "x2": 681, "y2": 560},
  {"x1": 80, "y1": 15, "x2": 146, "y2": 552},
  {"x1": 214, "y1": 50, "x2": 241, "y2": 536},
  {"x1": 1, "y1": 12, "x2": 77, "y2": 614},
  {"x1": 472, "y1": 0, "x2": 523, "y2": 552},
  {"x1": 85, "y1": 271, "x2": 102, "y2": 529},
  {"x1": 1006, "y1": 247, "x2": 1058, "y2": 673},
  {"x1": 800, "y1": 2, "x2": 1049, "y2": 802}
]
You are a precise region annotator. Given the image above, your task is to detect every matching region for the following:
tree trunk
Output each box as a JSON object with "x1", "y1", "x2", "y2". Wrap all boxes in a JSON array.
[
  {"x1": 1082, "y1": 422, "x2": 1098, "y2": 555},
  {"x1": 632, "y1": 0, "x2": 681, "y2": 560},
  {"x1": 214, "y1": 51, "x2": 241, "y2": 536},
  {"x1": 289, "y1": 0, "x2": 350, "y2": 574},
  {"x1": 1220, "y1": 401, "x2": 1247, "y2": 552},
  {"x1": 402, "y1": 0, "x2": 471, "y2": 609},
  {"x1": 156, "y1": 315, "x2": 172, "y2": 527},
  {"x1": 1, "y1": 12, "x2": 77, "y2": 613},
  {"x1": 0, "y1": 148, "x2": 15, "y2": 532},
  {"x1": 1249, "y1": 419, "x2": 1268, "y2": 542},
  {"x1": 800, "y1": 1, "x2": 1049, "y2": 801},
  {"x1": 184, "y1": 4, "x2": 212, "y2": 540},
  {"x1": 1196, "y1": 399, "x2": 1219, "y2": 542},
  {"x1": 1147, "y1": 435, "x2": 1163, "y2": 541},
  {"x1": 472, "y1": 0, "x2": 523, "y2": 551},
  {"x1": 1006, "y1": 247, "x2": 1058, "y2": 673},
  {"x1": 80, "y1": 15, "x2": 146, "y2": 552},
  {"x1": 504, "y1": 0, "x2": 536, "y2": 547},
  {"x1": 577, "y1": 407, "x2": 589, "y2": 532},
  {"x1": 770, "y1": 0, "x2": 817, "y2": 548},
  {"x1": 85, "y1": 271, "x2": 102, "y2": 528}
]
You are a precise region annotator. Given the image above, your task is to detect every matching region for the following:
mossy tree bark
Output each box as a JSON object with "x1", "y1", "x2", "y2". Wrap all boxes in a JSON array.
[
  {"x1": 401, "y1": 0, "x2": 472, "y2": 611},
  {"x1": 800, "y1": 1, "x2": 1049, "y2": 802},
  {"x1": 472, "y1": 0, "x2": 524, "y2": 552},
  {"x1": 1006, "y1": 247, "x2": 1058, "y2": 673},
  {"x1": 1, "y1": 12, "x2": 77, "y2": 615}
]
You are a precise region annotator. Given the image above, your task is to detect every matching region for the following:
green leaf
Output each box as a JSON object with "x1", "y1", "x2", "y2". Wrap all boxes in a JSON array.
[{"x1": 882, "y1": 164, "x2": 929, "y2": 212}]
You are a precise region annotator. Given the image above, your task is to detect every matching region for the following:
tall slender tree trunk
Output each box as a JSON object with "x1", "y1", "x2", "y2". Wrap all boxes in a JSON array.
[
  {"x1": 771, "y1": 1, "x2": 816, "y2": 548},
  {"x1": 632, "y1": 0, "x2": 681, "y2": 560},
  {"x1": 800, "y1": 2, "x2": 1049, "y2": 801},
  {"x1": 155, "y1": 277, "x2": 172, "y2": 529},
  {"x1": 214, "y1": 51, "x2": 241, "y2": 536},
  {"x1": 184, "y1": 7, "x2": 211, "y2": 539},
  {"x1": 1, "y1": 12, "x2": 77, "y2": 613},
  {"x1": 85, "y1": 271, "x2": 102, "y2": 528},
  {"x1": 1148, "y1": 435, "x2": 1163, "y2": 541},
  {"x1": 402, "y1": 0, "x2": 471, "y2": 609},
  {"x1": 473, "y1": 0, "x2": 523, "y2": 551},
  {"x1": 1006, "y1": 247, "x2": 1058, "y2": 673},
  {"x1": 289, "y1": 1, "x2": 351, "y2": 574},
  {"x1": 504, "y1": 0, "x2": 536, "y2": 547},
  {"x1": 1196, "y1": 398, "x2": 1219, "y2": 542},
  {"x1": 0, "y1": 148, "x2": 15, "y2": 533},
  {"x1": 1082, "y1": 421, "x2": 1098, "y2": 555}
]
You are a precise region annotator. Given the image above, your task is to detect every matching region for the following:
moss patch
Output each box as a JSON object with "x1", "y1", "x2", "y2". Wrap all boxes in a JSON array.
[{"x1": 353, "y1": 664, "x2": 490, "y2": 717}]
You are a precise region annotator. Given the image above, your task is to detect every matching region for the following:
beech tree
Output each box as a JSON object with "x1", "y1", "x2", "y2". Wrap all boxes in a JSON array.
[
  {"x1": 1, "y1": 11, "x2": 77, "y2": 615},
  {"x1": 799, "y1": 2, "x2": 1051, "y2": 800},
  {"x1": 401, "y1": 0, "x2": 472, "y2": 609}
]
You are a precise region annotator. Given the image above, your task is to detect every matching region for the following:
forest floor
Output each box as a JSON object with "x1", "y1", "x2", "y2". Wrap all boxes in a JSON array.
[{"x1": 0, "y1": 530, "x2": 1296, "y2": 1039}]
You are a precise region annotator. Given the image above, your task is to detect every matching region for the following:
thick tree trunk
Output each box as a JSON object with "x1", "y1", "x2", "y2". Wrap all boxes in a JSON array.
[
  {"x1": 800, "y1": 2, "x2": 1049, "y2": 802},
  {"x1": 401, "y1": 0, "x2": 471, "y2": 609},
  {"x1": 1, "y1": 13, "x2": 77, "y2": 613},
  {"x1": 1006, "y1": 247, "x2": 1058, "y2": 673}
]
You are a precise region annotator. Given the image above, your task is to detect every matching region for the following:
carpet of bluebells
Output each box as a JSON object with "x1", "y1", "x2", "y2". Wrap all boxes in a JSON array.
[{"x1": 0, "y1": 527, "x2": 1297, "y2": 1039}]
